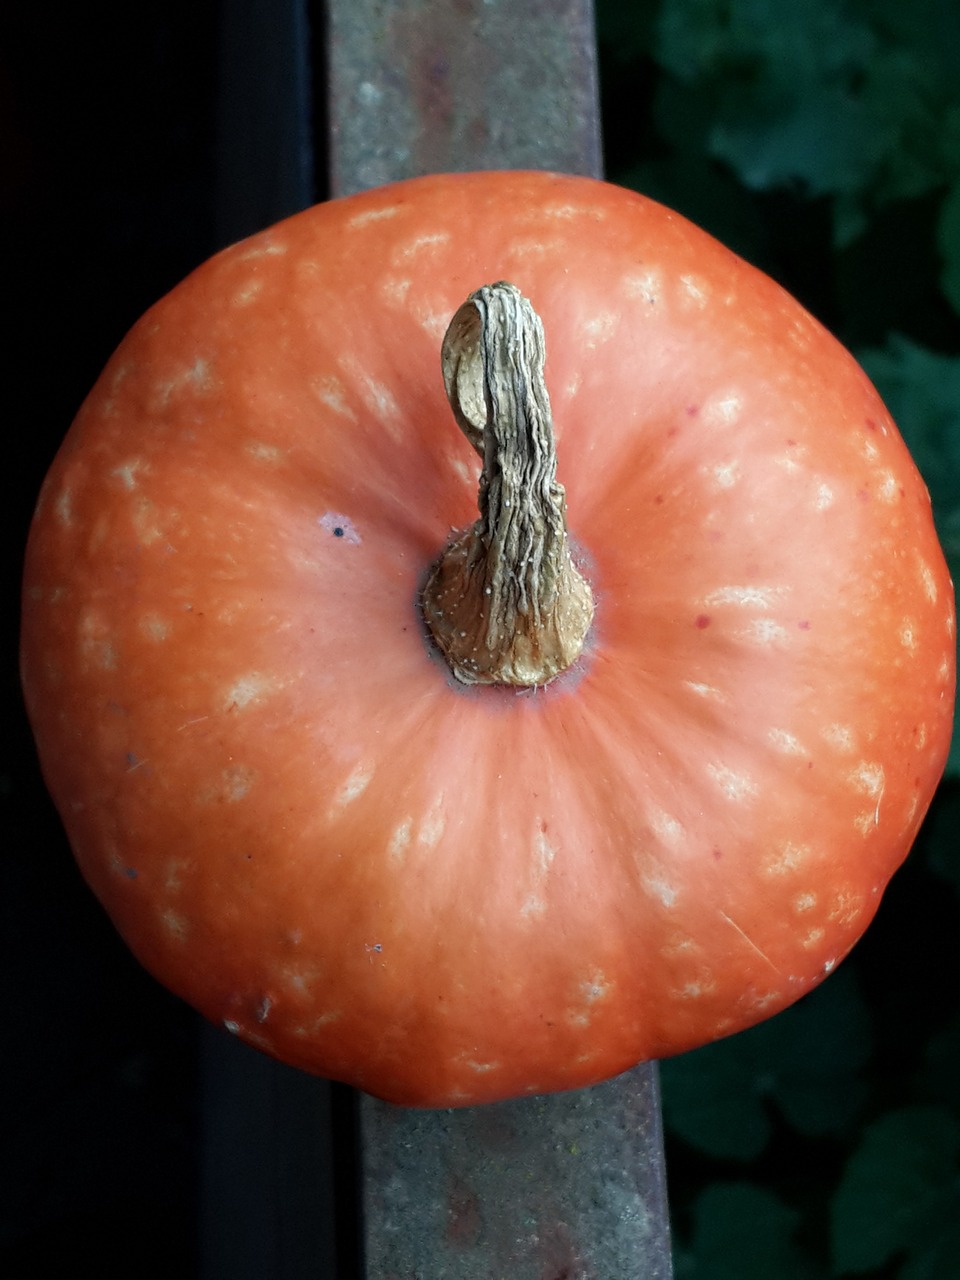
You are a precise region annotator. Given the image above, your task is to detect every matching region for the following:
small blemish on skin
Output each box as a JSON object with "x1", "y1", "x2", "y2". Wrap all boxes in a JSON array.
[
  {"x1": 419, "y1": 800, "x2": 446, "y2": 848},
  {"x1": 318, "y1": 511, "x2": 361, "y2": 544},
  {"x1": 768, "y1": 728, "x2": 805, "y2": 754},
  {"x1": 395, "y1": 231, "x2": 451, "y2": 259},
  {"x1": 695, "y1": 614, "x2": 711, "y2": 629},
  {"x1": 679, "y1": 274, "x2": 710, "y2": 307},
  {"x1": 164, "y1": 910, "x2": 188, "y2": 939},
  {"x1": 822, "y1": 723, "x2": 856, "y2": 753},
  {"x1": 335, "y1": 765, "x2": 373, "y2": 808},
  {"x1": 140, "y1": 614, "x2": 170, "y2": 642},
  {"x1": 223, "y1": 672, "x2": 286, "y2": 712},
  {"x1": 347, "y1": 205, "x2": 402, "y2": 229},
  {"x1": 623, "y1": 267, "x2": 662, "y2": 305},
  {"x1": 112, "y1": 458, "x2": 144, "y2": 490},
  {"x1": 707, "y1": 763, "x2": 757, "y2": 802},
  {"x1": 311, "y1": 375, "x2": 357, "y2": 420},
  {"x1": 388, "y1": 818, "x2": 413, "y2": 865},
  {"x1": 643, "y1": 873, "x2": 678, "y2": 908}
]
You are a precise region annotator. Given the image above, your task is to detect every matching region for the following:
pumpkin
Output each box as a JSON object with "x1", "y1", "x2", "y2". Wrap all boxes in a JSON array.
[{"x1": 21, "y1": 171, "x2": 955, "y2": 1107}]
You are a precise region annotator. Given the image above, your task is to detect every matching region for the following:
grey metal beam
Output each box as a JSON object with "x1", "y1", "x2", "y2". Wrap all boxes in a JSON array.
[{"x1": 325, "y1": 1, "x2": 674, "y2": 1275}]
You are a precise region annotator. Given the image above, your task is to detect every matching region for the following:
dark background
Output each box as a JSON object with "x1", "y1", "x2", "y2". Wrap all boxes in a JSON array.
[{"x1": 2, "y1": 2, "x2": 958, "y2": 1276}]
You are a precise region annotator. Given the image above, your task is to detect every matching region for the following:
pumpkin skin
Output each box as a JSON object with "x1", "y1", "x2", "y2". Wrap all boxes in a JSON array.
[{"x1": 21, "y1": 171, "x2": 955, "y2": 1107}]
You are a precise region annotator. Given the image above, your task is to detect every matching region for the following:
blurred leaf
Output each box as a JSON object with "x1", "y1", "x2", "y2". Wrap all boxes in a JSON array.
[
  {"x1": 919, "y1": 784, "x2": 960, "y2": 895},
  {"x1": 662, "y1": 967, "x2": 871, "y2": 1158},
  {"x1": 676, "y1": 1182, "x2": 817, "y2": 1279},
  {"x1": 938, "y1": 181, "x2": 960, "y2": 316},
  {"x1": 913, "y1": 1009, "x2": 960, "y2": 1110},
  {"x1": 594, "y1": 0, "x2": 659, "y2": 61},
  {"x1": 859, "y1": 336, "x2": 960, "y2": 569},
  {"x1": 651, "y1": 0, "x2": 960, "y2": 242},
  {"x1": 859, "y1": 337, "x2": 960, "y2": 776},
  {"x1": 831, "y1": 1106, "x2": 960, "y2": 1273},
  {"x1": 899, "y1": 1219, "x2": 960, "y2": 1280}
]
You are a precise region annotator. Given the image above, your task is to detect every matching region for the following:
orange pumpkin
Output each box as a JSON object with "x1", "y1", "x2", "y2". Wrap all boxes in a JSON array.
[{"x1": 21, "y1": 172, "x2": 955, "y2": 1106}]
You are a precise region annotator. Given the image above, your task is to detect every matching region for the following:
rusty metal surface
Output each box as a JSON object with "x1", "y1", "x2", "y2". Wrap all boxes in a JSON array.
[
  {"x1": 326, "y1": 0, "x2": 603, "y2": 196},
  {"x1": 362, "y1": 1069, "x2": 672, "y2": 1278},
  {"x1": 325, "y1": 1, "x2": 674, "y2": 1275}
]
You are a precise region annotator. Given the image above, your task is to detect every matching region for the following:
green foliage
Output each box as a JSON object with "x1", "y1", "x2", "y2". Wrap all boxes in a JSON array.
[
  {"x1": 859, "y1": 336, "x2": 960, "y2": 574},
  {"x1": 662, "y1": 968, "x2": 872, "y2": 1160},
  {"x1": 831, "y1": 1107, "x2": 960, "y2": 1275},
  {"x1": 676, "y1": 1183, "x2": 818, "y2": 1278},
  {"x1": 652, "y1": 0, "x2": 960, "y2": 251},
  {"x1": 597, "y1": 0, "x2": 960, "y2": 1274}
]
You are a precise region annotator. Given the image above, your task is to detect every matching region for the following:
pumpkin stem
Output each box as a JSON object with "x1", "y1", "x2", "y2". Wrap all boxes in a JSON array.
[{"x1": 422, "y1": 282, "x2": 594, "y2": 686}]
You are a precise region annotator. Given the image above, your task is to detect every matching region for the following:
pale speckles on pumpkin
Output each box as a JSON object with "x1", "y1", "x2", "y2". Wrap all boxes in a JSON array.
[
  {"x1": 387, "y1": 818, "x2": 413, "y2": 866},
  {"x1": 918, "y1": 558, "x2": 939, "y2": 603},
  {"x1": 418, "y1": 798, "x2": 446, "y2": 849},
  {"x1": 542, "y1": 200, "x2": 606, "y2": 222},
  {"x1": 333, "y1": 764, "x2": 373, "y2": 810},
  {"x1": 701, "y1": 390, "x2": 742, "y2": 427},
  {"x1": 705, "y1": 460, "x2": 741, "y2": 490},
  {"x1": 802, "y1": 927, "x2": 826, "y2": 949},
  {"x1": 521, "y1": 828, "x2": 559, "y2": 919},
  {"x1": 393, "y1": 230, "x2": 451, "y2": 260},
  {"x1": 245, "y1": 440, "x2": 286, "y2": 464},
  {"x1": 318, "y1": 511, "x2": 362, "y2": 544},
  {"x1": 199, "y1": 764, "x2": 256, "y2": 805},
  {"x1": 292, "y1": 1009, "x2": 342, "y2": 1036},
  {"x1": 822, "y1": 722, "x2": 856, "y2": 754},
  {"x1": 223, "y1": 672, "x2": 279, "y2": 711},
  {"x1": 112, "y1": 458, "x2": 146, "y2": 491},
  {"x1": 850, "y1": 762, "x2": 885, "y2": 798},
  {"x1": 899, "y1": 620, "x2": 919, "y2": 652},
  {"x1": 741, "y1": 617, "x2": 791, "y2": 647},
  {"x1": 814, "y1": 482, "x2": 836, "y2": 511},
  {"x1": 705, "y1": 584, "x2": 790, "y2": 609},
  {"x1": 649, "y1": 808, "x2": 685, "y2": 846},
  {"x1": 829, "y1": 890, "x2": 865, "y2": 927},
  {"x1": 338, "y1": 357, "x2": 404, "y2": 440},
  {"x1": 464, "y1": 1059, "x2": 500, "y2": 1074},
  {"x1": 154, "y1": 356, "x2": 215, "y2": 406},
  {"x1": 346, "y1": 204, "x2": 402, "y2": 229},
  {"x1": 684, "y1": 679, "x2": 727, "y2": 703},
  {"x1": 380, "y1": 275, "x2": 411, "y2": 308},
  {"x1": 762, "y1": 841, "x2": 812, "y2": 877},
  {"x1": 850, "y1": 762, "x2": 885, "y2": 833},
  {"x1": 706, "y1": 762, "x2": 758, "y2": 803},
  {"x1": 622, "y1": 267, "x2": 662, "y2": 306},
  {"x1": 162, "y1": 909, "x2": 189, "y2": 940},
  {"x1": 237, "y1": 236, "x2": 288, "y2": 259},
  {"x1": 79, "y1": 611, "x2": 118, "y2": 671},
  {"x1": 580, "y1": 310, "x2": 619, "y2": 349},
  {"x1": 877, "y1": 471, "x2": 901, "y2": 503},
  {"x1": 449, "y1": 454, "x2": 473, "y2": 486},
  {"x1": 139, "y1": 613, "x2": 170, "y2": 643},
  {"x1": 310, "y1": 373, "x2": 357, "y2": 421},
  {"x1": 768, "y1": 727, "x2": 806, "y2": 755},
  {"x1": 233, "y1": 277, "x2": 264, "y2": 307},
  {"x1": 55, "y1": 486, "x2": 73, "y2": 527},
  {"x1": 679, "y1": 273, "x2": 710, "y2": 308},
  {"x1": 643, "y1": 872, "x2": 679, "y2": 909},
  {"x1": 131, "y1": 496, "x2": 166, "y2": 547},
  {"x1": 677, "y1": 975, "x2": 719, "y2": 1000},
  {"x1": 793, "y1": 891, "x2": 817, "y2": 914}
]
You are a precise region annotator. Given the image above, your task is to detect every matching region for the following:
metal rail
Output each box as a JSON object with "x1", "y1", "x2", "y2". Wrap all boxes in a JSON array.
[{"x1": 326, "y1": 1, "x2": 673, "y2": 1275}]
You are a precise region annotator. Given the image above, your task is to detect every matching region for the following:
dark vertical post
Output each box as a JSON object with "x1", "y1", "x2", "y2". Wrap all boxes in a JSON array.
[{"x1": 324, "y1": 2, "x2": 674, "y2": 1275}]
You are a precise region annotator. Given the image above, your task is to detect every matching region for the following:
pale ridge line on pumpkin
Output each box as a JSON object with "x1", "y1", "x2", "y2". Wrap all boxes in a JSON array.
[{"x1": 718, "y1": 911, "x2": 783, "y2": 975}]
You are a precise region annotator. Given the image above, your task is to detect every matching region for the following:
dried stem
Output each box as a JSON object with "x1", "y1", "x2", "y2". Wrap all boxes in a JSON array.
[{"x1": 422, "y1": 282, "x2": 594, "y2": 686}]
